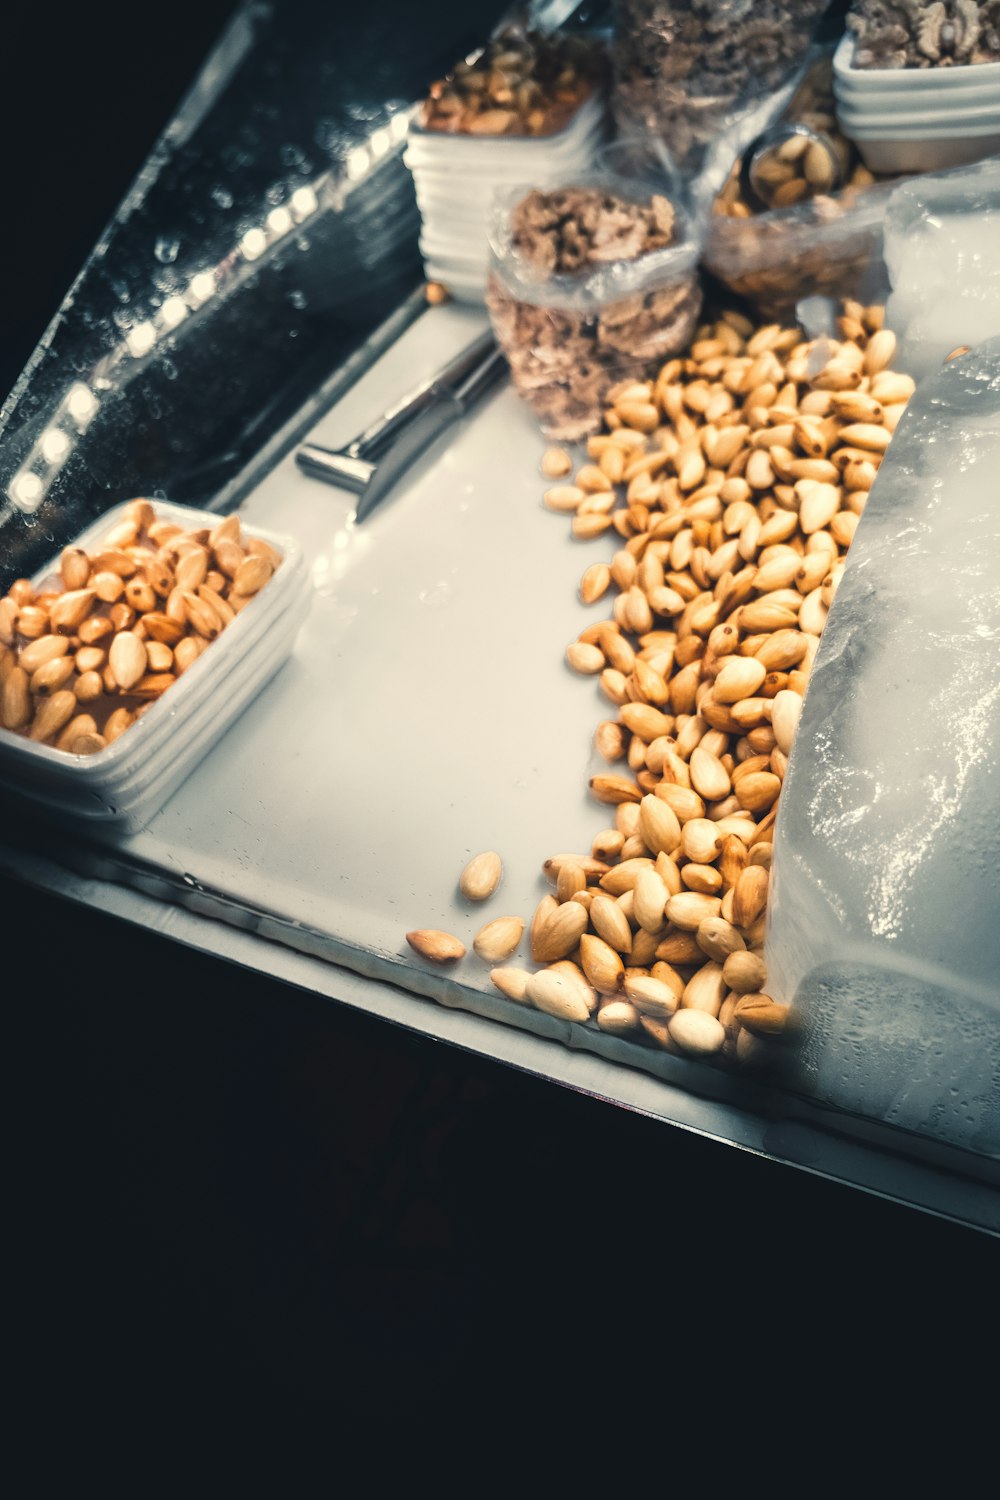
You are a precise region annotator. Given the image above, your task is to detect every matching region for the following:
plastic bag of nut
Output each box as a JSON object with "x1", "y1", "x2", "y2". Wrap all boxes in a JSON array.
[
  {"x1": 485, "y1": 169, "x2": 703, "y2": 441},
  {"x1": 610, "y1": 0, "x2": 834, "y2": 176},
  {"x1": 701, "y1": 49, "x2": 906, "y2": 318},
  {"x1": 703, "y1": 172, "x2": 901, "y2": 320}
]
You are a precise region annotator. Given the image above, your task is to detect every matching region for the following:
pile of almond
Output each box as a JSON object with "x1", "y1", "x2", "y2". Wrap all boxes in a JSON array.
[
  {"x1": 0, "y1": 499, "x2": 282, "y2": 754},
  {"x1": 499, "y1": 301, "x2": 911, "y2": 1067}
]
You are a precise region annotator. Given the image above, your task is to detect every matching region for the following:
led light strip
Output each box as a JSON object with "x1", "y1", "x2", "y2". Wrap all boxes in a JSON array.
[{"x1": 7, "y1": 109, "x2": 415, "y2": 514}]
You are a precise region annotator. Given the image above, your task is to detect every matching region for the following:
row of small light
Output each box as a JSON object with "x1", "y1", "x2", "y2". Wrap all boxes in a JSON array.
[{"x1": 6, "y1": 108, "x2": 412, "y2": 515}]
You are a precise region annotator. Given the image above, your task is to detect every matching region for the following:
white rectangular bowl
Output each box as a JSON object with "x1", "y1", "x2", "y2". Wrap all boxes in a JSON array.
[
  {"x1": 833, "y1": 32, "x2": 1000, "y2": 96},
  {"x1": 0, "y1": 499, "x2": 310, "y2": 831},
  {"x1": 853, "y1": 129, "x2": 1000, "y2": 174}
]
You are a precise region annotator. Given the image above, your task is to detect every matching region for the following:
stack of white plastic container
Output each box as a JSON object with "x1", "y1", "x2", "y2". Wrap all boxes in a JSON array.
[
  {"x1": 833, "y1": 31, "x2": 1000, "y2": 173},
  {"x1": 0, "y1": 500, "x2": 311, "y2": 835},
  {"x1": 404, "y1": 92, "x2": 609, "y2": 303}
]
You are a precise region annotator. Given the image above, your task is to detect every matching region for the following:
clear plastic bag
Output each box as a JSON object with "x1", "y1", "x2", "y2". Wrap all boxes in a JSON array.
[
  {"x1": 700, "y1": 45, "x2": 905, "y2": 318},
  {"x1": 484, "y1": 166, "x2": 703, "y2": 440},
  {"x1": 610, "y1": 0, "x2": 833, "y2": 175},
  {"x1": 703, "y1": 174, "x2": 900, "y2": 319}
]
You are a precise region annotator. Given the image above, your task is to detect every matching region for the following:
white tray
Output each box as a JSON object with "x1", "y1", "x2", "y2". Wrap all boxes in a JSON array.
[{"x1": 8, "y1": 301, "x2": 996, "y2": 1231}]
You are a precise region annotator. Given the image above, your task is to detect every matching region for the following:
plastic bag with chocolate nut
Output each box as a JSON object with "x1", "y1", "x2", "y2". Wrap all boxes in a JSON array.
[
  {"x1": 485, "y1": 168, "x2": 703, "y2": 441},
  {"x1": 610, "y1": 0, "x2": 835, "y2": 176}
]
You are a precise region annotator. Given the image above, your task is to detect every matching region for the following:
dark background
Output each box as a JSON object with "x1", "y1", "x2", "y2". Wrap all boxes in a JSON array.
[{"x1": 3, "y1": 0, "x2": 996, "y2": 1431}]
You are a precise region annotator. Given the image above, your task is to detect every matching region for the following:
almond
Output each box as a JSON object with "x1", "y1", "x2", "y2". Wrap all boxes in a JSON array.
[
  {"x1": 459, "y1": 850, "x2": 503, "y2": 902},
  {"x1": 29, "y1": 690, "x2": 77, "y2": 743},
  {"x1": 770, "y1": 689, "x2": 803, "y2": 755},
  {"x1": 174, "y1": 547, "x2": 209, "y2": 593},
  {"x1": 490, "y1": 967, "x2": 533, "y2": 1003},
  {"x1": 637, "y1": 793, "x2": 681, "y2": 855},
  {"x1": 688, "y1": 745, "x2": 731, "y2": 802},
  {"x1": 406, "y1": 929, "x2": 466, "y2": 963},
  {"x1": 55, "y1": 713, "x2": 98, "y2": 753},
  {"x1": 695, "y1": 916, "x2": 746, "y2": 962},
  {"x1": 1, "y1": 666, "x2": 32, "y2": 729},
  {"x1": 18, "y1": 635, "x2": 70, "y2": 675},
  {"x1": 473, "y1": 916, "x2": 524, "y2": 962},
  {"x1": 623, "y1": 973, "x2": 679, "y2": 1019},
  {"x1": 665, "y1": 891, "x2": 722, "y2": 930},
  {"x1": 544, "y1": 484, "x2": 585, "y2": 512},
  {"x1": 49, "y1": 587, "x2": 97, "y2": 633},
  {"x1": 653, "y1": 782, "x2": 705, "y2": 823},
  {"x1": 732, "y1": 865, "x2": 770, "y2": 929},
  {"x1": 548, "y1": 960, "x2": 598, "y2": 1015},
  {"x1": 655, "y1": 931, "x2": 704, "y2": 965},
  {"x1": 598, "y1": 857, "x2": 654, "y2": 895},
  {"x1": 579, "y1": 933, "x2": 625, "y2": 994},
  {"x1": 589, "y1": 773, "x2": 642, "y2": 806},
  {"x1": 182, "y1": 591, "x2": 222, "y2": 639},
  {"x1": 580, "y1": 563, "x2": 611, "y2": 603},
  {"x1": 798, "y1": 482, "x2": 840, "y2": 534},
  {"x1": 722, "y1": 950, "x2": 768, "y2": 994},
  {"x1": 596, "y1": 1000, "x2": 642, "y2": 1034},
  {"x1": 541, "y1": 447, "x2": 573, "y2": 479},
  {"x1": 529, "y1": 894, "x2": 559, "y2": 959},
  {"x1": 681, "y1": 961, "x2": 727, "y2": 1017},
  {"x1": 108, "y1": 631, "x2": 148, "y2": 691},
  {"x1": 588, "y1": 893, "x2": 633, "y2": 954},
  {"x1": 668, "y1": 1008, "x2": 725, "y2": 1057},
  {"x1": 733, "y1": 992, "x2": 788, "y2": 1036},
  {"x1": 132, "y1": 673, "x2": 177, "y2": 700},
  {"x1": 633, "y1": 868, "x2": 669, "y2": 933},
  {"x1": 566, "y1": 641, "x2": 605, "y2": 674},
  {"x1": 680, "y1": 817, "x2": 723, "y2": 865},
  {"x1": 542, "y1": 853, "x2": 609, "y2": 883},
  {"x1": 525, "y1": 969, "x2": 591, "y2": 1024},
  {"x1": 60, "y1": 549, "x2": 91, "y2": 591},
  {"x1": 31, "y1": 657, "x2": 75, "y2": 696},
  {"x1": 533, "y1": 900, "x2": 588, "y2": 963},
  {"x1": 620, "y1": 703, "x2": 673, "y2": 741},
  {"x1": 713, "y1": 655, "x2": 767, "y2": 704},
  {"x1": 734, "y1": 771, "x2": 781, "y2": 813}
]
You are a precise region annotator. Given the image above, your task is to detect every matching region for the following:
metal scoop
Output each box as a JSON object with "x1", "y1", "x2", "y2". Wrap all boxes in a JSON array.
[{"x1": 295, "y1": 326, "x2": 506, "y2": 522}]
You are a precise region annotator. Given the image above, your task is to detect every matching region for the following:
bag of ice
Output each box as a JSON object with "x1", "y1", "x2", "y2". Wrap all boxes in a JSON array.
[{"x1": 766, "y1": 335, "x2": 1000, "y2": 1156}]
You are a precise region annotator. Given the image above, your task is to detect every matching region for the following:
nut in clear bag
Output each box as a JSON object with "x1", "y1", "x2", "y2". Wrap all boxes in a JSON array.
[{"x1": 485, "y1": 155, "x2": 704, "y2": 440}]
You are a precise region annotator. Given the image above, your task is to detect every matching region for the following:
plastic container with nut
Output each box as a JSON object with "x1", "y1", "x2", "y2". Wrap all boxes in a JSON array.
[
  {"x1": 0, "y1": 499, "x2": 310, "y2": 834},
  {"x1": 831, "y1": 31, "x2": 1000, "y2": 174},
  {"x1": 404, "y1": 25, "x2": 611, "y2": 303},
  {"x1": 484, "y1": 166, "x2": 702, "y2": 441},
  {"x1": 832, "y1": 30, "x2": 1000, "y2": 103}
]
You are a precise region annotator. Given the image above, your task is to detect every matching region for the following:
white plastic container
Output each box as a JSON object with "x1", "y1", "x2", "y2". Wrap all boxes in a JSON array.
[
  {"x1": 404, "y1": 92, "x2": 609, "y2": 303},
  {"x1": 849, "y1": 127, "x2": 1000, "y2": 175},
  {"x1": 835, "y1": 96, "x2": 1000, "y2": 130},
  {"x1": 832, "y1": 31, "x2": 1000, "y2": 172},
  {"x1": 832, "y1": 31, "x2": 1000, "y2": 98},
  {"x1": 0, "y1": 500, "x2": 310, "y2": 834}
]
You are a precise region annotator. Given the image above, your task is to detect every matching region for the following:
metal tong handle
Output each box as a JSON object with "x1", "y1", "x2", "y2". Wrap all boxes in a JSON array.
[
  {"x1": 295, "y1": 327, "x2": 505, "y2": 518},
  {"x1": 343, "y1": 327, "x2": 498, "y2": 462}
]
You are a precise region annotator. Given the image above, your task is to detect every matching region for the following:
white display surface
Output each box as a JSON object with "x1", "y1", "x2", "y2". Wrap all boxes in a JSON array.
[
  {"x1": 4, "y1": 299, "x2": 997, "y2": 1232},
  {"x1": 131, "y1": 303, "x2": 619, "y2": 964}
]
